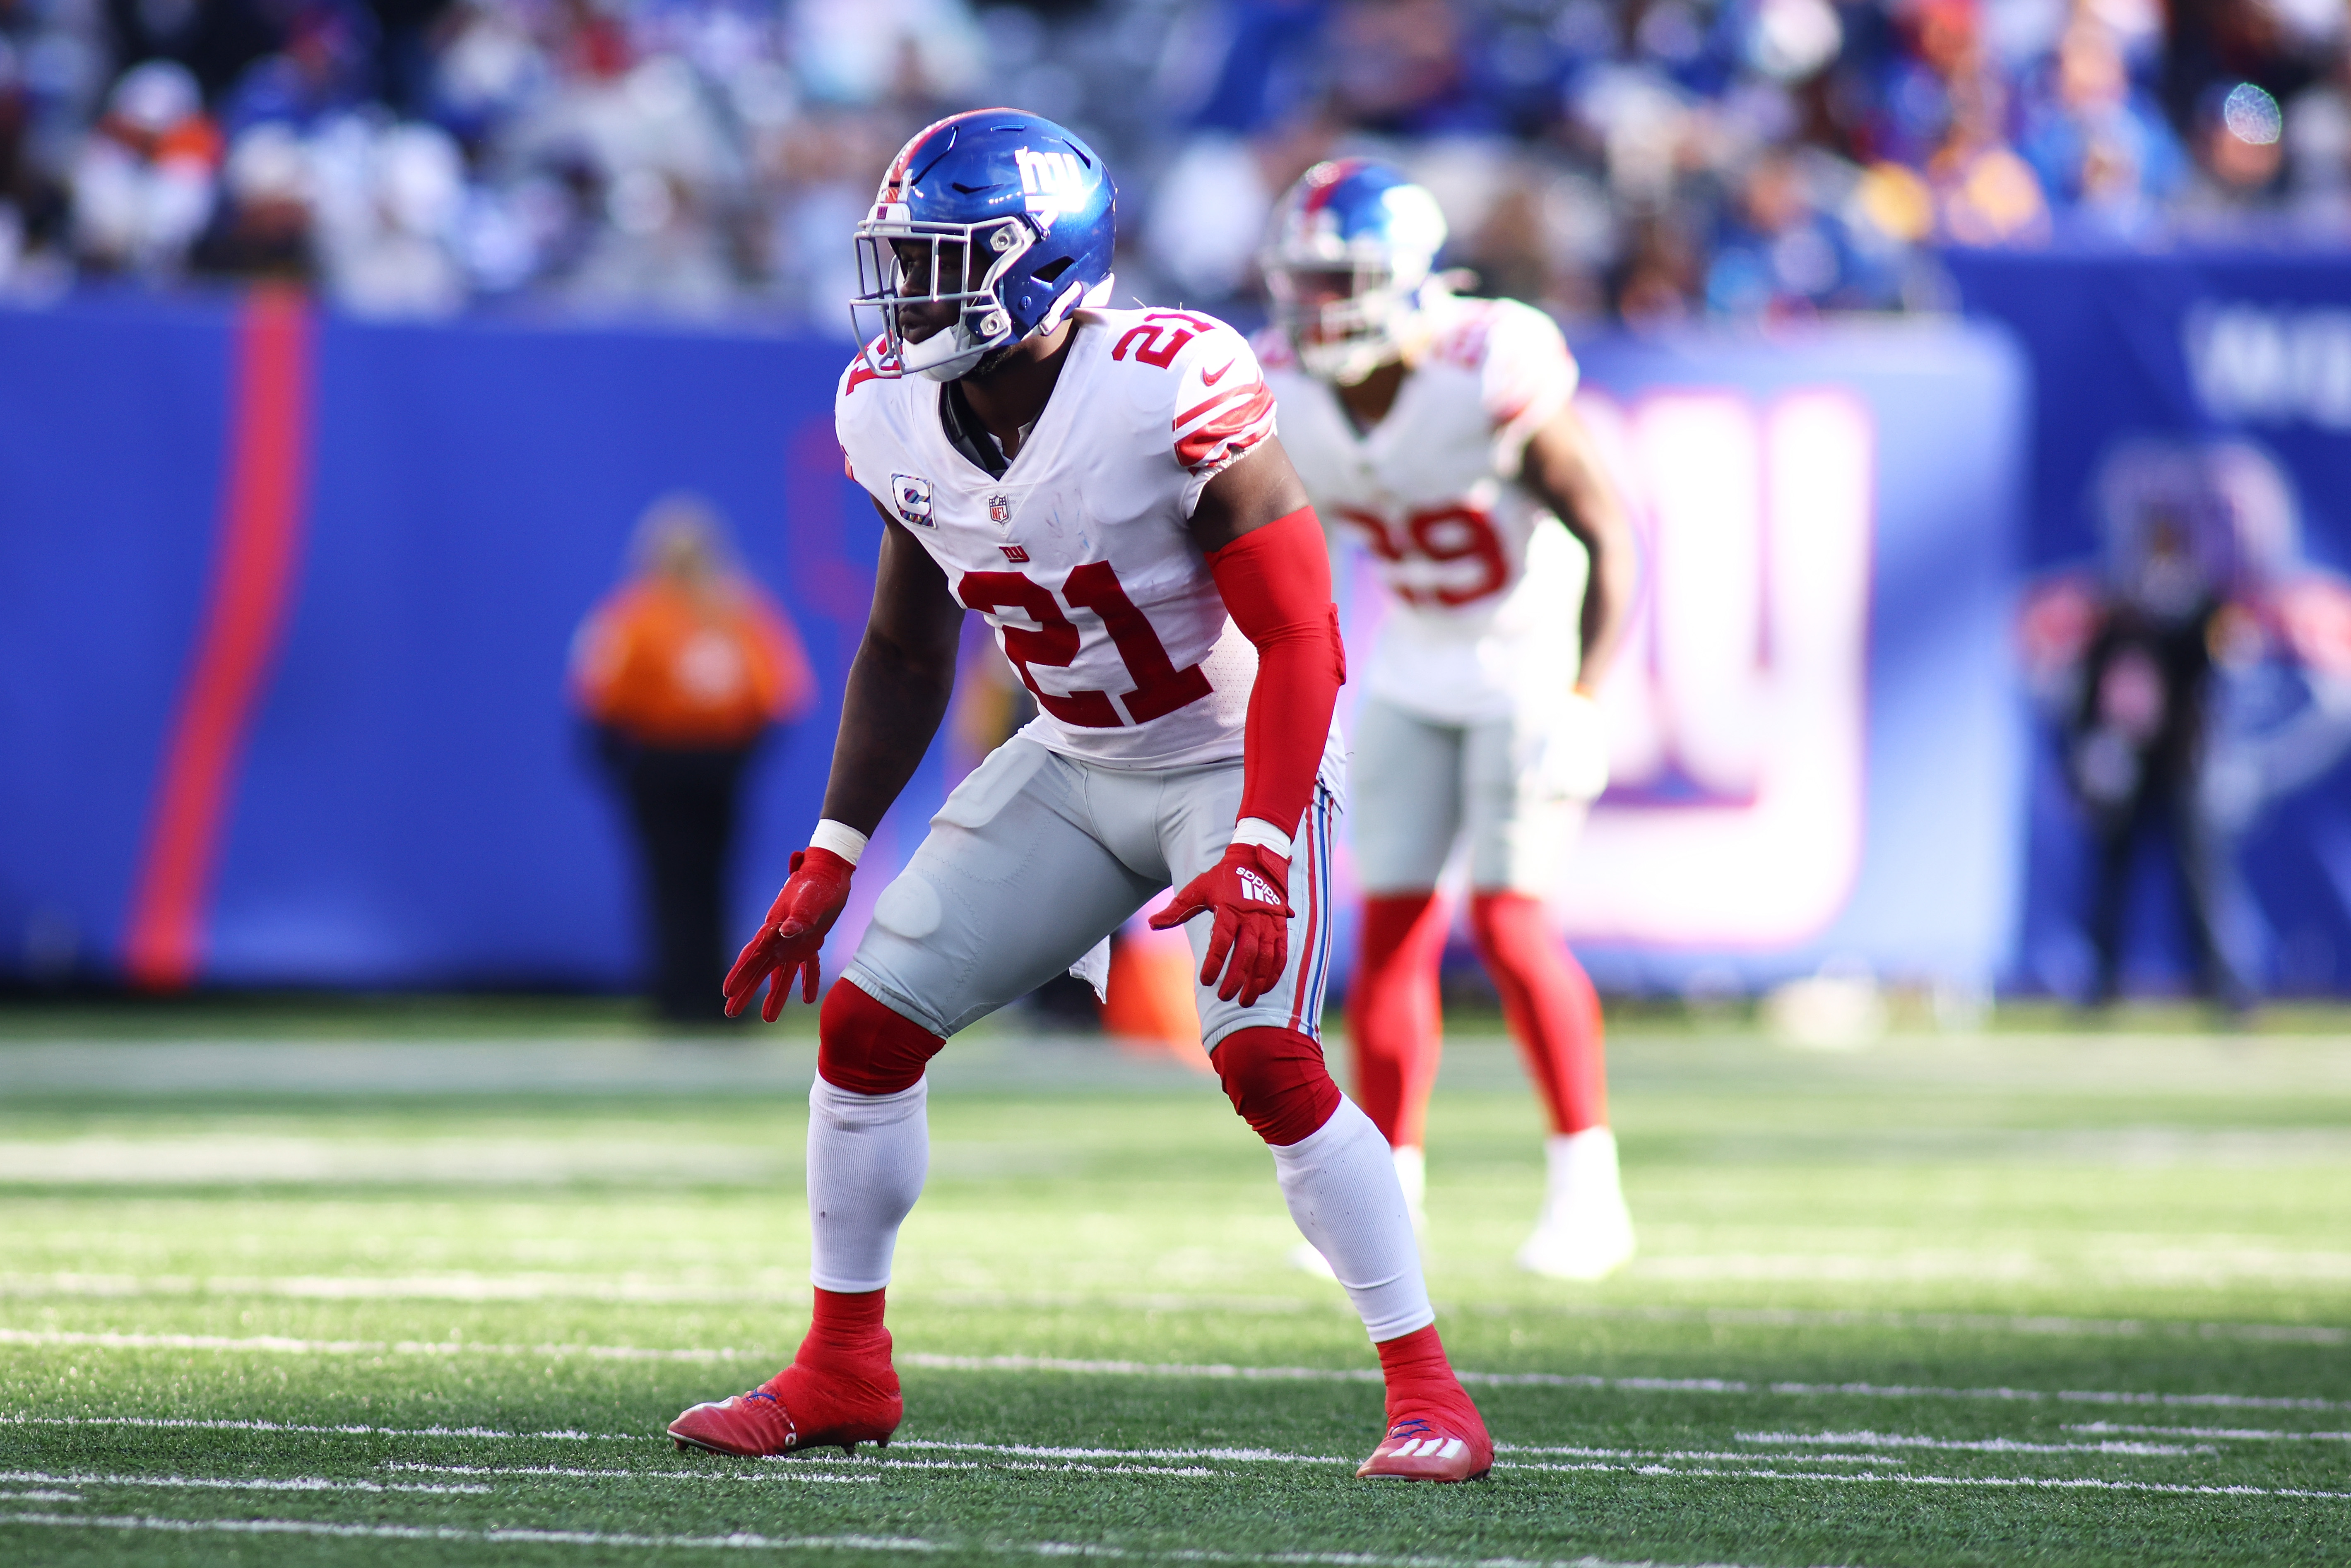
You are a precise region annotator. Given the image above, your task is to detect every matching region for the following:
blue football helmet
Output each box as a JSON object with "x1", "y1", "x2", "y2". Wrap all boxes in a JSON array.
[
  {"x1": 1262, "y1": 159, "x2": 1450, "y2": 386},
  {"x1": 852, "y1": 109, "x2": 1117, "y2": 382}
]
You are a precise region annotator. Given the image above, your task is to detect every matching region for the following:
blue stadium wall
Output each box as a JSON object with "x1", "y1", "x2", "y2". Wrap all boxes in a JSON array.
[{"x1": 10, "y1": 272, "x2": 2325, "y2": 1000}]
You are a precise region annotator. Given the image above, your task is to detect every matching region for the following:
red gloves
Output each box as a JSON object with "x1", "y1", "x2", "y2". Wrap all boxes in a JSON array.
[
  {"x1": 723, "y1": 847, "x2": 855, "y2": 1022},
  {"x1": 1150, "y1": 841, "x2": 1294, "y2": 1007}
]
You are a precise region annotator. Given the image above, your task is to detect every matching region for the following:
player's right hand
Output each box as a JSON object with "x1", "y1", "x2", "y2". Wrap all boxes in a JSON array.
[{"x1": 723, "y1": 847, "x2": 856, "y2": 1022}]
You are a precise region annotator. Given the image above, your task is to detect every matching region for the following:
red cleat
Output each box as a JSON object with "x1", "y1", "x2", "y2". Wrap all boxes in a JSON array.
[
  {"x1": 670, "y1": 1290, "x2": 903, "y2": 1458},
  {"x1": 1356, "y1": 1412, "x2": 1494, "y2": 1481},
  {"x1": 669, "y1": 1360, "x2": 902, "y2": 1457},
  {"x1": 1357, "y1": 1323, "x2": 1492, "y2": 1481}
]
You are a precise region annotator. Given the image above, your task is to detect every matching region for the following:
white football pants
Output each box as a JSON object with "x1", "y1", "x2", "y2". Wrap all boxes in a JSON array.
[
  {"x1": 1349, "y1": 696, "x2": 1586, "y2": 895},
  {"x1": 809, "y1": 736, "x2": 1434, "y2": 1341}
]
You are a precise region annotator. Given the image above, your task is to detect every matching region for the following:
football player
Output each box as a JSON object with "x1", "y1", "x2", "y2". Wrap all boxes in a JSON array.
[
  {"x1": 1258, "y1": 161, "x2": 1639, "y2": 1280},
  {"x1": 666, "y1": 113, "x2": 1491, "y2": 1483}
]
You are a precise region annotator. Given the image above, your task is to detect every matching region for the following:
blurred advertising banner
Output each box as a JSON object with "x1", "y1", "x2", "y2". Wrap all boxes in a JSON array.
[
  {"x1": 1431, "y1": 324, "x2": 2027, "y2": 996},
  {"x1": 1952, "y1": 253, "x2": 2351, "y2": 1000},
  {"x1": 0, "y1": 301, "x2": 2022, "y2": 996},
  {"x1": 0, "y1": 296, "x2": 902, "y2": 992}
]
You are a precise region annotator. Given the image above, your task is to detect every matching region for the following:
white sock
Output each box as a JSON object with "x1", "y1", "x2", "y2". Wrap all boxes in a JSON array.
[
  {"x1": 807, "y1": 1075, "x2": 929, "y2": 1293},
  {"x1": 1270, "y1": 1096, "x2": 1434, "y2": 1340},
  {"x1": 1545, "y1": 1126, "x2": 1622, "y2": 1210}
]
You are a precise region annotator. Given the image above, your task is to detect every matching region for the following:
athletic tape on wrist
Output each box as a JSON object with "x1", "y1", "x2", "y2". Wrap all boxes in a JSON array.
[
  {"x1": 810, "y1": 819, "x2": 869, "y2": 867},
  {"x1": 1229, "y1": 817, "x2": 1294, "y2": 861}
]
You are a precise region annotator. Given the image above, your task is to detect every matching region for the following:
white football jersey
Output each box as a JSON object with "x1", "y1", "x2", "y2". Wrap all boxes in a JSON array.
[
  {"x1": 837, "y1": 307, "x2": 1280, "y2": 770},
  {"x1": 1259, "y1": 294, "x2": 1586, "y2": 724}
]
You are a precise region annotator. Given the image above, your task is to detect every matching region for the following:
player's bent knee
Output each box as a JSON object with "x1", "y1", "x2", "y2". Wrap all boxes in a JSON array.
[
  {"x1": 1214, "y1": 1026, "x2": 1342, "y2": 1146},
  {"x1": 818, "y1": 979, "x2": 946, "y2": 1096}
]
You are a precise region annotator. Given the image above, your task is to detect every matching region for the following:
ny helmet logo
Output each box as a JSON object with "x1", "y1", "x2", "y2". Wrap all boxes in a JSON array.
[{"x1": 1013, "y1": 147, "x2": 1085, "y2": 228}]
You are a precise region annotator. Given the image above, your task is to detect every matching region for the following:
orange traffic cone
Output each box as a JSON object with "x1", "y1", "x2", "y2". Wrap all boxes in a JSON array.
[{"x1": 1101, "y1": 916, "x2": 1212, "y2": 1074}]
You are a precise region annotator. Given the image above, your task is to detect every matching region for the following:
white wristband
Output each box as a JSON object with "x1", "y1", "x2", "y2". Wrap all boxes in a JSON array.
[
  {"x1": 1229, "y1": 817, "x2": 1294, "y2": 861},
  {"x1": 809, "y1": 819, "x2": 869, "y2": 866}
]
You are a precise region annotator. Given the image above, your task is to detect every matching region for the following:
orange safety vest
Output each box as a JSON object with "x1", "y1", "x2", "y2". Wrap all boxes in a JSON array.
[{"x1": 572, "y1": 577, "x2": 814, "y2": 748}]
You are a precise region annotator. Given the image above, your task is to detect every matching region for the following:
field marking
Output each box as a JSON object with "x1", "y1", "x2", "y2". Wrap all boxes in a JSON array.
[
  {"x1": 1735, "y1": 1431, "x2": 2216, "y2": 1457},
  {"x1": 8, "y1": 1272, "x2": 2339, "y2": 1347},
  {"x1": 2069, "y1": 1422, "x2": 2351, "y2": 1442},
  {"x1": 392, "y1": 1458, "x2": 1218, "y2": 1480},
  {"x1": 0, "y1": 1414, "x2": 620, "y2": 1439},
  {"x1": 0, "y1": 1510, "x2": 1812, "y2": 1567},
  {"x1": 1462, "y1": 1301, "x2": 2348, "y2": 1347},
  {"x1": 0, "y1": 1468, "x2": 487, "y2": 1494},
  {"x1": 6, "y1": 1330, "x2": 2344, "y2": 1414},
  {"x1": 1491, "y1": 1460, "x2": 2351, "y2": 1500},
  {"x1": 0, "y1": 1326, "x2": 744, "y2": 1363},
  {"x1": 380, "y1": 1463, "x2": 876, "y2": 1484}
]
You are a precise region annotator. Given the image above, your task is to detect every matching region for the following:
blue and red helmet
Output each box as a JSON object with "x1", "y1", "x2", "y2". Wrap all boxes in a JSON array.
[
  {"x1": 852, "y1": 109, "x2": 1117, "y2": 382},
  {"x1": 1262, "y1": 159, "x2": 1450, "y2": 385}
]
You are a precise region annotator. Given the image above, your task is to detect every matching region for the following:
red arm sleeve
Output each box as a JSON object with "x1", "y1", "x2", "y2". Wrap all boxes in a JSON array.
[{"x1": 1204, "y1": 506, "x2": 1347, "y2": 841}]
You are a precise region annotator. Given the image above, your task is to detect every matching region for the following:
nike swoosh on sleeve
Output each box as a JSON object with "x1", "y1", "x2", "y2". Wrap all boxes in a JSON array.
[{"x1": 1200, "y1": 359, "x2": 1234, "y2": 385}]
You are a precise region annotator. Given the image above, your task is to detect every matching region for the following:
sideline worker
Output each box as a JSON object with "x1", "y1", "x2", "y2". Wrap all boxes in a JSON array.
[{"x1": 573, "y1": 495, "x2": 814, "y2": 1023}]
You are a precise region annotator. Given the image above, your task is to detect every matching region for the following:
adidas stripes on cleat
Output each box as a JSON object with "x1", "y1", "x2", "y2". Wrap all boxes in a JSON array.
[
  {"x1": 668, "y1": 1363, "x2": 901, "y2": 1458},
  {"x1": 1355, "y1": 1415, "x2": 1493, "y2": 1481}
]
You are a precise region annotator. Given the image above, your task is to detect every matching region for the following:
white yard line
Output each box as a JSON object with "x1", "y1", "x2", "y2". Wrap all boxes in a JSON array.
[
  {"x1": 0, "y1": 1327, "x2": 744, "y2": 1362},
  {"x1": 2067, "y1": 1422, "x2": 2351, "y2": 1442},
  {"x1": 379, "y1": 1464, "x2": 876, "y2": 1484},
  {"x1": 0, "y1": 1511, "x2": 1814, "y2": 1567},
  {"x1": 1490, "y1": 1460, "x2": 2351, "y2": 1500},
  {"x1": 9, "y1": 1274, "x2": 2337, "y2": 1347},
  {"x1": 1494, "y1": 1446, "x2": 1897, "y2": 1465},
  {"x1": 1734, "y1": 1431, "x2": 2216, "y2": 1456},
  {"x1": 4, "y1": 1332, "x2": 2342, "y2": 1413},
  {"x1": 390, "y1": 1458, "x2": 1216, "y2": 1479},
  {"x1": 0, "y1": 1468, "x2": 486, "y2": 1494},
  {"x1": 0, "y1": 1414, "x2": 618, "y2": 1439},
  {"x1": 1461, "y1": 1301, "x2": 2348, "y2": 1347}
]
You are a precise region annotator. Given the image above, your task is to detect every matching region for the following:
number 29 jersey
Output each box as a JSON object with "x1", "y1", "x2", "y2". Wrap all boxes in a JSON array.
[
  {"x1": 837, "y1": 306, "x2": 1279, "y2": 770},
  {"x1": 1257, "y1": 294, "x2": 1585, "y2": 726}
]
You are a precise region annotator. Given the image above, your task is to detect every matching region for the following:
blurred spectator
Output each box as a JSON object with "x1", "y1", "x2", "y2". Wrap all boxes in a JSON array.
[
  {"x1": 70, "y1": 58, "x2": 217, "y2": 274},
  {"x1": 17, "y1": 0, "x2": 2351, "y2": 319},
  {"x1": 573, "y1": 496, "x2": 813, "y2": 1025},
  {"x1": 2019, "y1": 15, "x2": 2186, "y2": 238},
  {"x1": 190, "y1": 119, "x2": 316, "y2": 278}
]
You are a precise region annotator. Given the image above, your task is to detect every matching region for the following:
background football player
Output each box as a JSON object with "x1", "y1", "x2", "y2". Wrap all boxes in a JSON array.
[
  {"x1": 1258, "y1": 160, "x2": 1639, "y2": 1281},
  {"x1": 666, "y1": 112, "x2": 1492, "y2": 1482}
]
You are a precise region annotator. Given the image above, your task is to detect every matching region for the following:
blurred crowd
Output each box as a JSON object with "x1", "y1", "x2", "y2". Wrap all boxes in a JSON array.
[{"x1": 2, "y1": 0, "x2": 2346, "y2": 324}]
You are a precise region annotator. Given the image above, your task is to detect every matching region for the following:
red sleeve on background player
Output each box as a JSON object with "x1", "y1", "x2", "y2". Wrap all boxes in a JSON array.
[{"x1": 1206, "y1": 505, "x2": 1347, "y2": 839}]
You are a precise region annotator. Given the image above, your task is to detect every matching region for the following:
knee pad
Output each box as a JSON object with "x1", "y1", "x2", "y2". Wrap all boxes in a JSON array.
[
  {"x1": 1214, "y1": 1026, "x2": 1342, "y2": 1147},
  {"x1": 819, "y1": 980, "x2": 946, "y2": 1095}
]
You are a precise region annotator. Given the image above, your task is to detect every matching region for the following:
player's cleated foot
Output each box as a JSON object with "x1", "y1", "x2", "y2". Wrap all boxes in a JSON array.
[
  {"x1": 1516, "y1": 1128, "x2": 1635, "y2": 1281},
  {"x1": 1356, "y1": 1414, "x2": 1493, "y2": 1482},
  {"x1": 669, "y1": 1360, "x2": 902, "y2": 1458}
]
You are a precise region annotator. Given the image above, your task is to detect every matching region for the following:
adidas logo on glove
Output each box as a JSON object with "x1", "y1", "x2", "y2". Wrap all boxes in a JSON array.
[{"x1": 1238, "y1": 869, "x2": 1283, "y2": 905}]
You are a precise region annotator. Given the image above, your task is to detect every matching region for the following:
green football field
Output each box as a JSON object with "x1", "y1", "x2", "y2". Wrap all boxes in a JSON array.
[{"x1": 1, "y1": 1002, "x2": 2346, "y2": 1566}]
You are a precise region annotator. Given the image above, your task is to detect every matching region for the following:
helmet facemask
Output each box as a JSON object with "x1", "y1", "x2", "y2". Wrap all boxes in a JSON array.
[
  {"x1": 852, "y1": 212, "x2": 1038, "y2": 382},
  {"x1": 1266, "y1": 258, "x2": 1427, "y2": 386}
]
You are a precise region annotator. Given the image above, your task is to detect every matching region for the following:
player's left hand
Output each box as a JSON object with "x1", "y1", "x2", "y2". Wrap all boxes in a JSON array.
[
  {"x1": 1534, "y1": 689, "x2": 1610, "y2": 801},
  {"x1": 723, "y1": 847, "x2": 855, "y2": 1022},
  {"x1": 1150, "y1": 842, "x2": 1295, "y2": 1007}
]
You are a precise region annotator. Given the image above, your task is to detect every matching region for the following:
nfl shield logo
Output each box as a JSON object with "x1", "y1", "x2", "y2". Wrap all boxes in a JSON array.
[
  {"x1": 891, "y1": 473, "x2": 934, "y2": 526},
  {"x1": 987, "y1": 493, "x2": 1012, "y2": 527}
]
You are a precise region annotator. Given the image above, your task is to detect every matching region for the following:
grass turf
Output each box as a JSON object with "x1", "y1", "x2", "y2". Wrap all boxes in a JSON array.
[{"x1": 0, "y1": 1009, "x2": 2346, "y2": 1566}]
